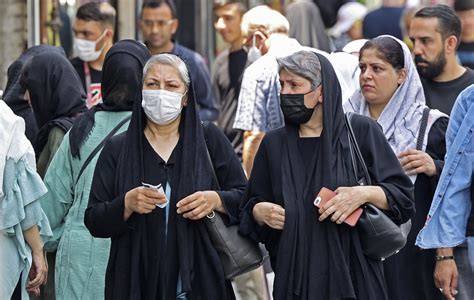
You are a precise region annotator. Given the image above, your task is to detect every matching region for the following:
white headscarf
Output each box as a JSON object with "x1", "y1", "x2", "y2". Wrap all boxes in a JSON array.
[
  {"x1": 328, "y1": 51, "x2": 360, "y2": 104},
  {"x1": 343, "y1": 35, "x2": 446, "y2": 183},
  {"x1": 0, "y1": 100, "x2": 36, "y2": 197}
]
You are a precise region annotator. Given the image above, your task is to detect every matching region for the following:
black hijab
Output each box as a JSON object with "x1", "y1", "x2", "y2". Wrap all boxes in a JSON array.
[
  {"x1": 20, "y1": 51, "x2": 87, "y2": 154},
  {"x1": 3, "y1": 45, "x2": 66, "y2": 144},
  {"x1": 110, "y1": 53, "x2": 231, "y2": 299},
  {"x1": 276, "y1": 52, "x2": 381, "y2": 299},
  {"x1": 69, "y1": 40, "x2": 151, "y2": 158}
]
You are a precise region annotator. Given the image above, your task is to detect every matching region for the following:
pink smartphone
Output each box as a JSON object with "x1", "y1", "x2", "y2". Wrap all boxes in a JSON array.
[{"x1": 314, "y1": 187, "x2": 363, "y2": 227}]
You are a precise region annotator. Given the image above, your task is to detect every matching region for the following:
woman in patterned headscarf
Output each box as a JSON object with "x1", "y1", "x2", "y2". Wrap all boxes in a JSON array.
[{"x1": 344, "y1": 35, "x2": 448, "y2": 300}]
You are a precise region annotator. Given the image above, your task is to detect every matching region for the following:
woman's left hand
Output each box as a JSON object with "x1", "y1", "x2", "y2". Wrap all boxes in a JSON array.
[
  {"x1": 398, "y1": 149, "x2": 436, "y2": 176},
  {"x1": 318, "y1": 186, "x2": 368, "y2": 224},
  {"x1": 177, "y1": 191, "x2": 224, "y2": 220}
]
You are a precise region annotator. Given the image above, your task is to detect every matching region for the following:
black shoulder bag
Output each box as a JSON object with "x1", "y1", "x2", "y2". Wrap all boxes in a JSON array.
[
  {"x1": 202, "y1": 122, "x2": 266, "y2": 280},
  {"x1": 345, "y1": 110, "x2": 429, "y2": 261}
]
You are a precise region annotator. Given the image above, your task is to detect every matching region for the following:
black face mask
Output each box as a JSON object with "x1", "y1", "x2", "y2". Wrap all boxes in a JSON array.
[{"x1": 280, "y1": 91, "x2": 316, "y2": 125}]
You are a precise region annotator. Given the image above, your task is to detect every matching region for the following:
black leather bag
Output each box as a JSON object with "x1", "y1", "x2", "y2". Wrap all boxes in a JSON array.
[
  {"x1": 205, "y1": 211, "x2": 266, "y2": 279},
  {"x1": 345, "y1": 113, "x2": 411, "y2": 261},
  {"x1": 202, "y1": 127, "x2": 265, "y2": 279}
]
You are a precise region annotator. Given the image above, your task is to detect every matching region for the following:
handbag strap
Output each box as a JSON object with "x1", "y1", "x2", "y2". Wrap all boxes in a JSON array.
[
  {"x1": 416, "y1": 107, "x2": 430, "y2": 151},
  {"x1": 75, "y1": 115, "x2": 131, "y2": 186},
  {"x1": 202, "y1": 121, "x2": 221, "y2": 190},
  {"x1": 344, "y1": 112, "x2": 371, "y2": 186}
]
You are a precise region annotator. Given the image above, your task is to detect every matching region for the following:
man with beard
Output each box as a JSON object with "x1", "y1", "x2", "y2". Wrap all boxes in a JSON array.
[
  {"x1": 410, "y1": 5, "x2": 474, "y2": 115},
  {"x1": 410, "y1": 5, "x2": 474, "y2": 300}
]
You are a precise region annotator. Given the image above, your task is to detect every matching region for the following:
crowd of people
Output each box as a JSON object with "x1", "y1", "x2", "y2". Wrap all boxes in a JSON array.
[{"x1": 0, "y1": 0, "x2": 473, "y2": 300}]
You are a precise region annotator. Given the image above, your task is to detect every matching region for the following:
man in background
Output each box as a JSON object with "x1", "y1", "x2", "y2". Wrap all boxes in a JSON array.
[
  {"x1": 410, "y1": 4, "x2": 474, "y2": 115},
  {"x1": 139, "y1": 0, "x2": 218, "y2": 121},
  {"x1": 212, "y1": 0, "x2": 247, "y2": 160},
  {"x1": 71, "y1": 2, "x2": 115, "y2": 108}
]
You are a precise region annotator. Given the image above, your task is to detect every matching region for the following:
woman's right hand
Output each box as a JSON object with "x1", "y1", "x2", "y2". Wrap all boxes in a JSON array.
[
  {"x1": 124, "y1": 187, "x2": 167, "y2": 220},
  {"x1": 252, "y1": 202, "x2": 285, "y2": 230}
]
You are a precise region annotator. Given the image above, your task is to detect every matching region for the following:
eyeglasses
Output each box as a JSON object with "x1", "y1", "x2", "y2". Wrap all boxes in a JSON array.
[{"x1": 142, "y1": 19, "x2": 174, "y2": 28}]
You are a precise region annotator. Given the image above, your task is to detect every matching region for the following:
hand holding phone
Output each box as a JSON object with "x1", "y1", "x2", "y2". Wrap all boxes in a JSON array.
[{"x1": 314, "y1": 187, "x2": 363, "y2": 227}]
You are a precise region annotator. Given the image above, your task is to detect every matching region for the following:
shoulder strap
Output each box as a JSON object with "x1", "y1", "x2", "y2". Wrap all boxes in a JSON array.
[
  {"x1": 202, "y1": 121, "x2": 221, "y2": 190},
  {"x1": 344, "y1": 112, "x2": 372, "y2": 186},
  {"x1": 75, "y1": 115, "x2": 131, "y2": 186},
  {"x1": 416, "y1": 107, "x2": 430, "y2": 151}
]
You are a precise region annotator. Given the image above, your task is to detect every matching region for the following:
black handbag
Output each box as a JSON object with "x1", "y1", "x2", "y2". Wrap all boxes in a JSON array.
[
  {"x1": 345, "y1": 112, "x2": 412, "y2": 261},
  {"x1": 205, "y1": 211, "x2": 266, "y2": 279},
  {"x1": 202, "y1": 125, "x2": 266, "y2": 279}
]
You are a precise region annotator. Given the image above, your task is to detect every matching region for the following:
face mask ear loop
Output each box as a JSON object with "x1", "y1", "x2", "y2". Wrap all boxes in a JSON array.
[
  {"x1": 96, "y1": 29, "x2": 108, "y2": 43},
  {"x1": 94, "y1": 30, "x2": 109, "y2": 54}
]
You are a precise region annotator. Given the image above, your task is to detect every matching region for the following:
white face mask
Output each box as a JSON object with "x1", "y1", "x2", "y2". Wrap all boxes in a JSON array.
[
  {"x1": 142, "y1": 89, "x2": 184, "y2": 125},
  {"x1": 74, "y1": 31, "x2": 107, "y2": 62},
  {"x1": 247, "y1": 34, "x2": 262, "y2": 63}
]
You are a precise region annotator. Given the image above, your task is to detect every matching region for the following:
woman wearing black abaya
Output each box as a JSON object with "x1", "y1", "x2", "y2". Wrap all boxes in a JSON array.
[
  {"x1": 85, "y1": 53, "x2": 246, "y2": 299},
  {"x1": 20, "y1": 51, "x2": 87, "y2": 177},
  {"x1": 239, "y1": 50, "x2": 415, "y2": 299},
  {"x1": 3, "y1": 45, "x2": 66, "y2": 145}
]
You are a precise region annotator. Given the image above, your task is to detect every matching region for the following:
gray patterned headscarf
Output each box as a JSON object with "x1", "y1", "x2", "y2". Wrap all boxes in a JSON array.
[{"x1": 344, "y1": 35, "x2": 446, "y2": 183}]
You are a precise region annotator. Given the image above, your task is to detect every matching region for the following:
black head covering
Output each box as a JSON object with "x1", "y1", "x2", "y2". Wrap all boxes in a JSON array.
[
  {"x1": 276, "y1": 52, "x2": 383, "y2": 299},
  {"x1": 69, "y1": 39, "x2": 151, "y2": 158},
  {"x1": 3, "y1": 45, "x2": 66, "y2": 144},
  {"x1": 110, "y1": 53, "x2": 230, "y2": 298},
  {"x1": 20, "y1": 51, "x2": 87, "y2": 153}
]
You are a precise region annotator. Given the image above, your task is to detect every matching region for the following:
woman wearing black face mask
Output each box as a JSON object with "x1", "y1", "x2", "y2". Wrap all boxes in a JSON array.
[{"x1": 239, "y1": 50, "x2": 415, "y2": 299}]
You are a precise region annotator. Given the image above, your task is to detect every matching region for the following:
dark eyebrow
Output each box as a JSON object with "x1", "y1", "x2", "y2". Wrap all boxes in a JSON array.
[{"x1": 411, "y1": 35, "x2": 432, "y2": 41}]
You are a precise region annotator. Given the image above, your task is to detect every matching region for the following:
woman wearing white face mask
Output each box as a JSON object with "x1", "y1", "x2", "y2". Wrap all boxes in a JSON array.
[{"x1": 85, "y1": 53, "x2": 247, "y2": 299}]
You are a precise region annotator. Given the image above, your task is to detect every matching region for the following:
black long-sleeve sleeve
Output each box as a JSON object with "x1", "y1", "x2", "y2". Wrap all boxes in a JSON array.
[
  {"x1": 84, "y1": 135, "x2": 129, "y2": 238},
  {"x1": 239, "y1": 128, "x2": 285, "y2": 250},
  {"x1": 426, "y1": 117, "x2": 448, "y2": 182}
]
